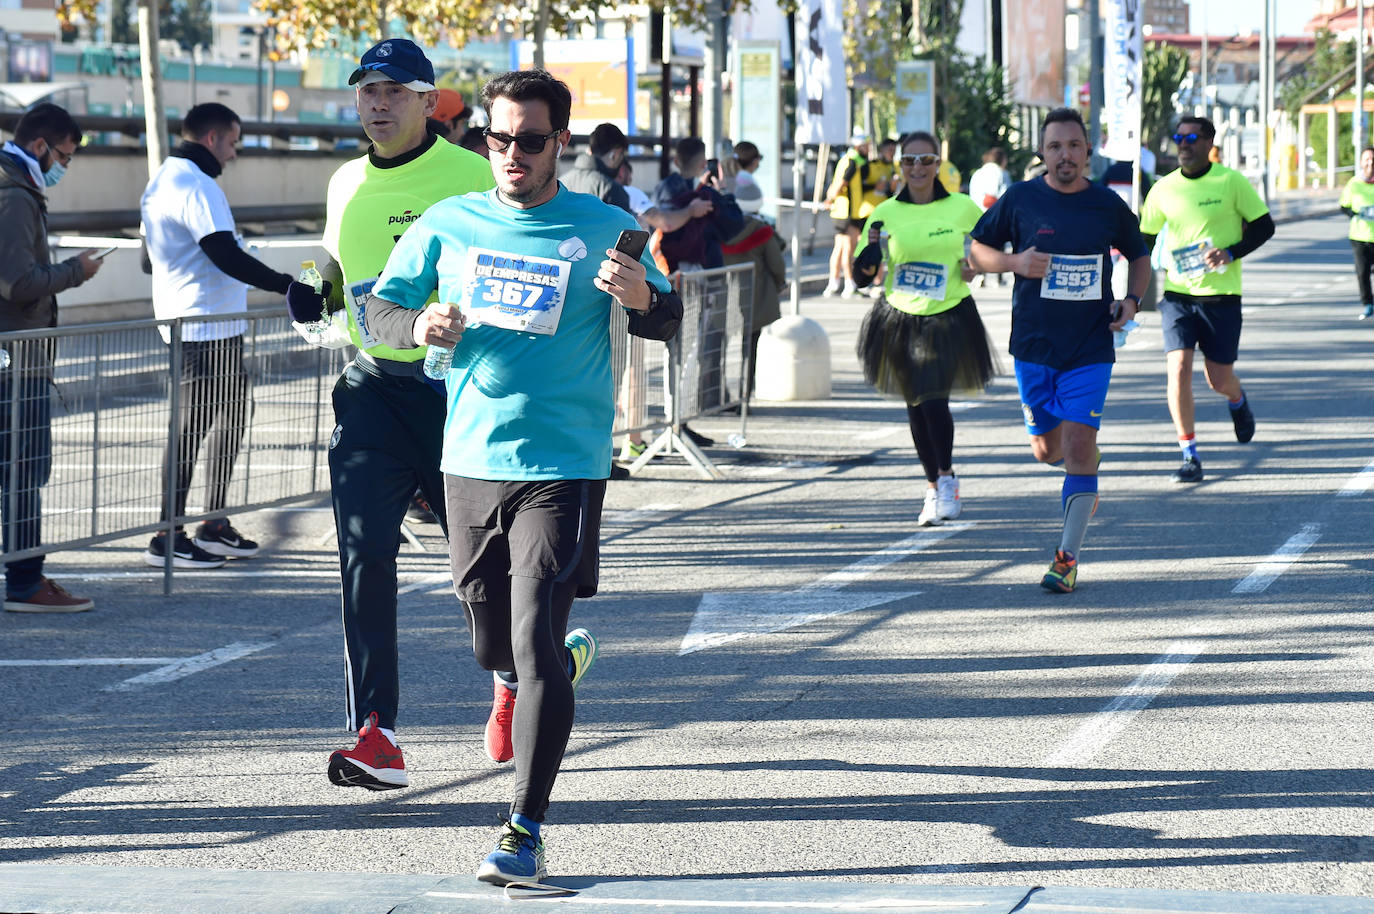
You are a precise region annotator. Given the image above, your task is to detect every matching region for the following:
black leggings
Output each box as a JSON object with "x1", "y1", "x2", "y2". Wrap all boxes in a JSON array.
[
  {"x1": 1353, "y1": 239, "x2": 1374, "y2": 305},
  {"x1": 464, "y1": 575, "x2": 577, "y2": 823},
  {"x1": 906, "y1": 398, "x2": 955, "y2": 483},
  {"x1": 161, "y1": 336, "x2": 248, "y2": 522}
]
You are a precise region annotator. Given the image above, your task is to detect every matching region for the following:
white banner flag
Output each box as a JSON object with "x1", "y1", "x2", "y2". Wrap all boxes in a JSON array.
[
  {"x1": 1103, "y1": 0, "x2": 1144, "y2": 162},
  {"x1": 794, "y1": 0, "x2": 847, "y2": 146}
]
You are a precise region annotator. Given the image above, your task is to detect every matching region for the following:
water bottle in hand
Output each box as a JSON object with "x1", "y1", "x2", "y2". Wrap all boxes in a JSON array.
[
  {"x1": 423, "y1": 343, "x2": 454, "y2": 380},
  {"x1": 297, "y1": 260, "x2": 330, "y2": 342}
]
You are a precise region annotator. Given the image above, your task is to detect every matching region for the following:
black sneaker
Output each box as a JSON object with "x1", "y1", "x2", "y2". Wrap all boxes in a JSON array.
[
  {"x1": 1171, "y1": 457, "x2": 1204, "y2": 483},
  {"x1": 404, "y1": 490, "x2": 438, "y2": 524},
  {"x1": 681, "y1": 424, "x2": 714, "y2": 447},
  {"x1": 193, "y1": 520, "x2": 260, "y2": 558},
  {"x1": 1230, "y1": 394, "x2": 1255, "y2": 443},
  {"x1": 144, "y1": 532, "x2": 227, "y2": 569}
]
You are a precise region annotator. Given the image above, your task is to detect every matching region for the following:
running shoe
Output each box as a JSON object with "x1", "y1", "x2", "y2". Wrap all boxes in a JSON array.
[
  {"x1": 193, "y1": 520, "x2": 260, "y2": 558},
  {"x1": 565, "y1": 628, "x2": 598, "y2": 690},
  {"x1": 917, "y1": 488, "x2": 941, "y2": 527},
  {"x1": 841, "y1": 279, "x2": 859, "y2": 298},
  {"x1": 1040, "y1": 550, "x2": 1078, "y2": 594},
  {"x1": 1230, "y1": 394, "x2": 1255, "y2": 443},
  {"x1": 1172, "y1": 457, "x2": 1204, "y2": 483},
  {"x1": 1361, "y1": 304, "x2": 1373, "y2": 320},
  {"x1": 405, "y1": 490, "x2": 438, "y2": 524},
  {"x1": 144, "y1": 532, "x2": 227, "y2": 569},
  {"x1": 485, "y1": 680, "x2": 516, "y2": 763},
  {"x1": 327, "y1": 711, "x2": 408, "y2": 790},
  {"x1": 822, "y1": 277, "x2": 841, "y2": 296},
  {"x1": 936, "y1": 474, "x2": 961, "y2": 520},
  {"x1": 477, "y1": 817, "x2": 546, "y2": 885}
]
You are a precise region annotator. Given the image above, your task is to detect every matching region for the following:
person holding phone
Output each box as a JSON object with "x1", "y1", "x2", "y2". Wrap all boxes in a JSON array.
[
  {"x1": 0, "y1": 103, "x2": 100, "y2": 612},
  {"x1": 851, "y1": 131, "x2": 997, "y2": 528},
  {"x1": 359, "y1": 68, "x2": 682, "y2": 886}
]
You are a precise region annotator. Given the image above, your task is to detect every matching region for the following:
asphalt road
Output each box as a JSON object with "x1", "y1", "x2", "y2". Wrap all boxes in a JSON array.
[{"x1": 1, "y1": 212, "x2": 1371, "y2": 913}]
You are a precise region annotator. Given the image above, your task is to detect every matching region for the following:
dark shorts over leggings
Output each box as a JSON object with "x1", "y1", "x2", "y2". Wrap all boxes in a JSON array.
[{"x1": 1159, "y1": 292, "x2": 1243, "y2": 364}]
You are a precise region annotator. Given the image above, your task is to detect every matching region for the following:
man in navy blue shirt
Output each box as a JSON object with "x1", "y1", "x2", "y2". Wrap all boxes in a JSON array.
[{"x1": 970, "y1": 108, "x2": 1150, "y2": 594}]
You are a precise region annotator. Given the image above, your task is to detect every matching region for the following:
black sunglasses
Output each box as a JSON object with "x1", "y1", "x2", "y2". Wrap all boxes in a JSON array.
[
  {"x1": 1172, "y1": 132, "x2": 1202, "y2": 145},
  {"x1": 899, "y1": 153, "x2": 939, "y2": 166},
  {"x1": 483, "y1": 127, "x2": 561, "y2": 155}
]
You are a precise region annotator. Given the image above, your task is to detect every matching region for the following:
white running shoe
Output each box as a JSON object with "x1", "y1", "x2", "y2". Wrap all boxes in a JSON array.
[
  {"x1": 822, "y1": 277, "x2": 841, "y2": 296},
  {"x1": 842, "y1": 279, "x2": 859, "y2": 298},
  {"x1": 937, "y1": 474, "x2": 961, "y2": 520},
  {"x1": 917, "y1": 488, "x2": 942, "y2": 526}
]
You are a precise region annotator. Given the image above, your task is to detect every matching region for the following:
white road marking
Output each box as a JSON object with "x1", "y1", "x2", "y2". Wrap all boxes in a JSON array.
[
  {"x1": 1232, "y1": 523, "x2": 1323, "y2": 594},
  {"x1": 103, "y1": 640, "x2": 273, "y2": 692},
  {"x1": 425, "y1": 892, "x2": 973, "y2": 910},
  {"x1": 602, "y1": 503, "x2": 680, "y2": 525},
  {"x1": 66, "y1": 568, "x2": 443, "y2": 582},
  {"x1": 680, "y1": 524, "x2": 972, "y2": 655},
  {"x1": 1338, "y1": 458, "x2": 1374, "y2": 497},
  {"x1": 0, "y1": 657, "x2": 181, "y2": 667},
  {"x1": 1043, "y1": 640, "x2": 1206, "y2": 767},
  {"x1": 398, "y1": 572, "x2": 451, "y2": 595}
]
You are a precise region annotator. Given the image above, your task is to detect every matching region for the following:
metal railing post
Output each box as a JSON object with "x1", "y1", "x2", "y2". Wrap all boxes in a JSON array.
[{"x1": 162, "y1": 321, "x2": 181, "y2": 594}]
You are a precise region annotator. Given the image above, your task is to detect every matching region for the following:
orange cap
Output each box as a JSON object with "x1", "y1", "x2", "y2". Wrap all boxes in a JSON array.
[{"x1": 433, "y1": 88, "x2": 466, "y2": 123}]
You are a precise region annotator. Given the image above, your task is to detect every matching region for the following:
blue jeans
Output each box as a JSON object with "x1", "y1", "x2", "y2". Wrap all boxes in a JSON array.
[{"x1": 0, "y1": 355, "x2": 53, "y2": 597}]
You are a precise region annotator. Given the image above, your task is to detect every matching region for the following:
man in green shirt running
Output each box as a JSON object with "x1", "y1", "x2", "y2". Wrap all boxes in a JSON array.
[{"x1": 1139, "y1": 116, "x2": 1274, "y2": 484}]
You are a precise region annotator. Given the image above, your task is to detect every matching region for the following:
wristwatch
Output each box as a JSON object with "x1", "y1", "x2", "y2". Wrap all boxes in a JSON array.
[{"x1": 1124, "y1": 293, "x2": 1141, "y2": 306}]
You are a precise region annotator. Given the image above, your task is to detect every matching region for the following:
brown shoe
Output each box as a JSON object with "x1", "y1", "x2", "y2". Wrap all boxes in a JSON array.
[{"x1": 4, "y1": 577, "x2": 94, "y2": 613}]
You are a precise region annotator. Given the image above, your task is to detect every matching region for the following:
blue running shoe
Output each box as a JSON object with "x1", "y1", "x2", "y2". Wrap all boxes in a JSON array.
[
  {"x1": 477, "y1": 818, "x2": 546, "y2": 885},
  {"x1": 565, "y1": 628, "x2": 598, "y2": 690}
]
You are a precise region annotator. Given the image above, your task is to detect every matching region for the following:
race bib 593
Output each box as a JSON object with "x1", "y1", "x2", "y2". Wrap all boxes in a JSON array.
[{"x1": 1042, "y1": 254, "x2": 1103, "y2": 302}]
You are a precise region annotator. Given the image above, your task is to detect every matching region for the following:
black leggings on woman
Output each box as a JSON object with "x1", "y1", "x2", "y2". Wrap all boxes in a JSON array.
[
  {"x1": 464, "y1": 575, "x2": 577, "y2": 823},
  {"x1": 906, "y1": 398, "x2": 955, "y2": 483}
]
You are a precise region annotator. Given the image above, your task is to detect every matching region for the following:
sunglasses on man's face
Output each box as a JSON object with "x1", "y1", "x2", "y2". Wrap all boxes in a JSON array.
[
  {"x1": 1172, "y1": 132, "x2": 1202, "y2": 145},
  {"x1": 900, "y1": 153, "x2": 939, "y2": 167},
  {"x1": 483, "y1": 127, "x2": 561, "y2": 155}
]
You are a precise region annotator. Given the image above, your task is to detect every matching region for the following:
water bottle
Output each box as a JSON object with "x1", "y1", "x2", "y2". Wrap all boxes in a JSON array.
[
  {"x1": 0, "y1": 348, "x2": 9, "y2": 371},
  {"x1": 727, "y1": 433, "x2": 747, "y2": 449},
  {"x1": 423, "y1": 343, "x2": 454, "y2": 380},
  {"x1": 296, "y1": 260, "x2": 330, "y2": 342}
]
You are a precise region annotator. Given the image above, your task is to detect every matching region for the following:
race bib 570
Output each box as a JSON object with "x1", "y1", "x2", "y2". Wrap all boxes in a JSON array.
[
  {"x1": 1042, "y1": 254, "x2": 1103, "y2": 302},
  {"x1": 893, "y1": 261, "x2": 949, "y2": 300}
]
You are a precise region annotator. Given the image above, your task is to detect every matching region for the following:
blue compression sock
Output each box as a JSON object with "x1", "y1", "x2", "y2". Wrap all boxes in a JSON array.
[{"x1": 1061, "y1": 472, "x2": 1098, "y2": 510}]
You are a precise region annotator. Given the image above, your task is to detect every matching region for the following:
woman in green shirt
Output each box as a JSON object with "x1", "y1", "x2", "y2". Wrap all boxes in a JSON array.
[
  {"x1": 1338, "y1": 145, "x2": 1374, "y2": 320},
  {"x1": 852, "y1": 131, "x2": 999, "y2": 526}
]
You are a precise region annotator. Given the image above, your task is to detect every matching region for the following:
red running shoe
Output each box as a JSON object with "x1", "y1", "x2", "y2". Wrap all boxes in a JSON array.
[
  {"x1": 328, "y1": 711, "x2": 408, "y2": 790},
  {"x1": 485, "y1": 680, "x2": 516, "y2": 763}
]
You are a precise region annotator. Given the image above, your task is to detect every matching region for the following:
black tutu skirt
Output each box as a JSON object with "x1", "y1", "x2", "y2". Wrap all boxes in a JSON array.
[{"x1": 857, "y1": 295, "x2": 1000, "y2": 405}]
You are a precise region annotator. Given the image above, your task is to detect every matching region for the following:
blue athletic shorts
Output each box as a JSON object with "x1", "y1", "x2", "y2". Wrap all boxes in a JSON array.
[
  {"x1": 1159, "y1": 293, "x2": 1242, "y2": 364},
  {"x1": 1014, "y1": 360, "x2": 1114, "y2": 435}
]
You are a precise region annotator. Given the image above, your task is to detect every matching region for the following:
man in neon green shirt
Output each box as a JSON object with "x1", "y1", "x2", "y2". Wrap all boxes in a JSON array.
[
  {"x1": 1139, "y1": 116, "x2": 1274, "y2": 484},
  {"x1": 1338, "y1": 145, "x2": 1374, "y2": 320},
  {"x1": 282, "y1": 38, "x2": 506, "y2": 792}
]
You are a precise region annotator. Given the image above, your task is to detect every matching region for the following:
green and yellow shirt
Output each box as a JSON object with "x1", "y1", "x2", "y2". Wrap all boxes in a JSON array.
[
  {"x1": 1139, "y1": 163, "x2": 1269, "y2": 297},
  {"x1": 322, "y1": 137, "x2": 495, "y2": 362},
  {"x1": 1339, "y1": 176, "x2": 1374, "y2": 243},
  {"x1": 856, "y1": 191, "x2": 983, "y2": 317}
]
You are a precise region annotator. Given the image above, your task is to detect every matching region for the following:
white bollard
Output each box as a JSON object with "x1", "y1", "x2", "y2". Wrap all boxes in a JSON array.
[{"x1": 753, "y1": 315, "x2": 832, "y2": 401}]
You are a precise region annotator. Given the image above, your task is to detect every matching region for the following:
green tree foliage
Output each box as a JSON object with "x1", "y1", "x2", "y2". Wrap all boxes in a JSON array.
[
  {"x1": 1279, "y1": 28, "x2": 1357, "y2": 127},
  {"x1": 941, "y1": 54, "x2": 1016, "y2": 179},
  {"x1": 1141, "y1": 41, "x2": 1190, "y2": 153}
]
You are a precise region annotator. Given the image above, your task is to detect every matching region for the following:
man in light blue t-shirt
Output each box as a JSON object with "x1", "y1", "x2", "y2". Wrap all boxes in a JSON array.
[{"x1": 363, "y1": 69, "x2": 681, "y2": 888}]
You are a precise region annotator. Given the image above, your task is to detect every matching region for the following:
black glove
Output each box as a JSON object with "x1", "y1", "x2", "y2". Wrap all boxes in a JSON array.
[{"x1": 286, "y1": 280, "x2": 332, "y2": 323}]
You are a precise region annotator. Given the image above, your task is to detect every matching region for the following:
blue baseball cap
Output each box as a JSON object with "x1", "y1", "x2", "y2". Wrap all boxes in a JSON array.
[{"x1": 348, "y1": 38, "x2": 436, "y2": 91}]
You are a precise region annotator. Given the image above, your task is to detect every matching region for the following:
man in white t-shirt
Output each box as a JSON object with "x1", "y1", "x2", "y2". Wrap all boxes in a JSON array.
[
  {"x1": 969, "y1": 145, "x2": 1013, "y2": 287},
  {"x1": 140, "y1": 102, "x2": 295, "y2": 569}
]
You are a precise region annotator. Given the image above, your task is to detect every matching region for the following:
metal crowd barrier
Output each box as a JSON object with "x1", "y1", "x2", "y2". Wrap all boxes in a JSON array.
[
  {"x1": 613, "y1": 263, "x2": 755, "y2": 480},
  {"x1": 0, "y1": 269, "x2": 757, "y2": 592},
  {"x1": 0, "y1": 313, "x2": 349, "y2": 592}
]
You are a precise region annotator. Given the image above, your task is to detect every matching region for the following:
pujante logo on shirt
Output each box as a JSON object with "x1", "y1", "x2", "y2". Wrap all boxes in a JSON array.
[
  {"x1": 387, "y1": 210, "x2": 419, "y2": 226},
  {"x1": 1198, "y1": 197, "x2": 1223, "y2": 207}
]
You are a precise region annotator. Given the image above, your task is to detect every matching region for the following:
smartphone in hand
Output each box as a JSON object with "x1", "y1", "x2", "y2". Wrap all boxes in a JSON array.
[
  {"x1": 613, "y1": 228, "x2": 650, "y2": 262},
  {"x1": 91, "y1": 246, "x2": 118, "y2": 260}
]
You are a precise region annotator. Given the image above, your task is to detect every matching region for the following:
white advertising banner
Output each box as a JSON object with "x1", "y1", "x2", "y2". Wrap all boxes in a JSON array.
[
  {"x1": 794, "y1": 0, "x2": 847, "y2": 146},
  {"x1": 1103, "y1": 0, "x2": 1144, "y2": 162},
  {"x1": 894, "y1": 60, "x2": 936, "y2": 138},
  {"x1": 730, "y1": 41, "x2": 782, "y2": 219}
]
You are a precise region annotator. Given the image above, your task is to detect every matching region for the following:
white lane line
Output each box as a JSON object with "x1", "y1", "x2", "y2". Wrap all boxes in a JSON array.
[
  {"x1": 103, "y1": 641, "x2": 273, "y2": 692},
  {"x1": 399, "y1": 572, "x2": 451, "y2": 595},
  {"x1": 0, "y1": 657, "x2": 181, "y2": 667},
  {"x1": 602, "y1": 503, "x2": 680, "y2": 525},
  {"x1": 1338, "y1": 458, "x2": 1374, "y2": 497},
  {"x1": 1043, "y1": 640, "x2": 1206, "y2": 767},
  {"x1": 805, "y1": 523, "x2": 973, "y2": 592},
  {"x1": 425, "y1": 893, "x2": 970, "y2": 910},
  {"x1": 1232, "y1": 523, "x2": 1323, "y2": 594},
  {"x1": 66, "y1": 568, "x2": 443, "y2": 582}
]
